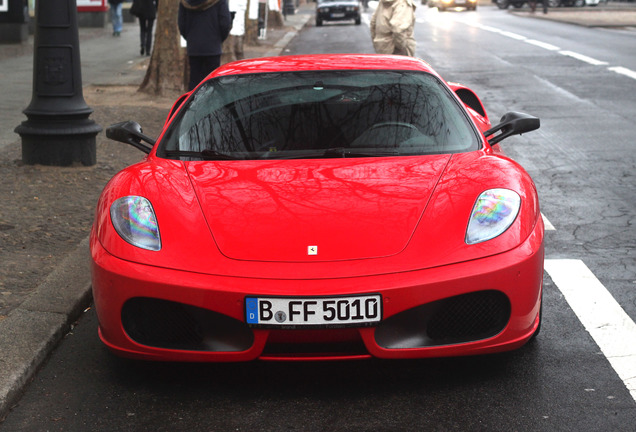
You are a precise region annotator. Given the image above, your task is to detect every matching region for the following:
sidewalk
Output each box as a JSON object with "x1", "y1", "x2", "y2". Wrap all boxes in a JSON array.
[{"x1": 0, "y1": 5, "x2": 312, "y2": 421}]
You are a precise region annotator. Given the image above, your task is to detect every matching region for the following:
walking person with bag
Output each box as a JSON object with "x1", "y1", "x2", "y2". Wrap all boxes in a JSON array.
[
  {"x1": 130, "y1": 0, "x2": 158, "y2": 56},
  {"x1": 370, "y1": 0, "x2": 417, "y2": 57}
]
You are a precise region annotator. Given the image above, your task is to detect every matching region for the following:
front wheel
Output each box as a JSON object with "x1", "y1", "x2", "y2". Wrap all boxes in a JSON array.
[{"x1": 496, "y1": 0, "x2": 510, "y2": 9}]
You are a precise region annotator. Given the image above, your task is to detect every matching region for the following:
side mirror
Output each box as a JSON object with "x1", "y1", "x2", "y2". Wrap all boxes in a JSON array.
[
  {"x1": 484, "y1": 112, "x2": 540, "y2": 146},
  {"x1": 105, "y1": 121, "x2": 156, "y2": 154}
]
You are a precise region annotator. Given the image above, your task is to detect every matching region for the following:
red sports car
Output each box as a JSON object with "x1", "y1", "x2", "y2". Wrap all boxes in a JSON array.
[{"x1": 91, "y1": 54, "x2": 544, "y2": 362}]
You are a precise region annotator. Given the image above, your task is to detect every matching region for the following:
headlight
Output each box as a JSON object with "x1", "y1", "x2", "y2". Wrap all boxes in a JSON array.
[
  {"x1": 110, "y1": 196, "x2": 161, "y2": 251},
  {"x1": 465, "y1": 189, "x2": 520, "y2": 245}
]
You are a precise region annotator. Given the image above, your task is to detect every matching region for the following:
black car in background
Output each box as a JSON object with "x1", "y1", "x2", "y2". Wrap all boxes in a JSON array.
[{"x1": 316, "y1": 0, "x2": 362, "y2": 26}]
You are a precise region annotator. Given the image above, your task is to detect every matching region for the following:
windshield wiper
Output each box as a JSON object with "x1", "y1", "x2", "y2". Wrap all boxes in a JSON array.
[
  {"x1": 164, "y1": 149, "x2": 237, "y2": 160},
  {"x1": 270, "y1": 148, "x2": 400, "y2": 159},
  {"x1": 323, "y1": 147, "x2": 400, "y2": 158}
]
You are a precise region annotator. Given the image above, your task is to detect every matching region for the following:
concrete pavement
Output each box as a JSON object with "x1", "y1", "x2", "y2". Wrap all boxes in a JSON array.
[{"x1": 1, "y1": 0, "x2": 634, "y2": 422}]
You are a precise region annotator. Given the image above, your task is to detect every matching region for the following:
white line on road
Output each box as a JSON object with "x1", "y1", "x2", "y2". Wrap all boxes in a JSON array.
[
  {"x1": 558, "y1": 50, "x2": 608, "y2": 66},
  {"x1": 608, "y1": 66, "x2": 636, "y2": 80},
  {"x1": 545, "y1": 259, "x2": 636, "y2": 403},
  {"x1": 525, "y1": 39, "x2": 560, "y2": 51},
  {"x1": 431, "y1": 17, "x2": 636, "y2": 81},
  {"x1": 542, "y1": 213, "x2": 555, "y2": 231}
]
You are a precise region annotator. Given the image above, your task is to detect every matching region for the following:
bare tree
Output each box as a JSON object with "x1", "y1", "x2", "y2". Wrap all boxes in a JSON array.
[{"x1": 139, "y1": 0, "x2": 188, "y2": 95}]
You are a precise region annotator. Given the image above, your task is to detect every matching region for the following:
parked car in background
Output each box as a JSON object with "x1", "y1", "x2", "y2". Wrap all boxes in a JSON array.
[
  {"x1": 316, "y1": 0, "x2": 362, "y2": 26},
  {"x1": 429, "y1": 0, "x2": 478, "y2": 11}
]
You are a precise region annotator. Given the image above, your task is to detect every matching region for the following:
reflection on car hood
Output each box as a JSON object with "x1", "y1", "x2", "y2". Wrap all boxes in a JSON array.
[{"x1": 187, "y1": 156, "x2": 451, "y2": 262}]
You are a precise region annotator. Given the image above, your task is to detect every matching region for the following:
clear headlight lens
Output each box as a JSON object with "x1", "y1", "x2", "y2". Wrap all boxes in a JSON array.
[
  {"x1": 110, "y1": 196, "x2": 161, "y2": 251},
  {"x1": 465, "y1": 189, "x2": 520, "y2": 245}
]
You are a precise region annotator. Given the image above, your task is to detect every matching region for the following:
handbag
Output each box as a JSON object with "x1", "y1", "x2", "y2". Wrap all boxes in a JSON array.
[{"x1": 129, "y1": 0, "x2": 141, "y2": 17}]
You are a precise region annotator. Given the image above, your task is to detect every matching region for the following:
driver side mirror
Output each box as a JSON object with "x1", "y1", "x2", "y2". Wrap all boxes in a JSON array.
[
  {"x1": 106, "y1": 121, "x2": 156, "y2": 154},
  {"x1": 484, "y1": 112, "x2": 540, "y2": 145}
]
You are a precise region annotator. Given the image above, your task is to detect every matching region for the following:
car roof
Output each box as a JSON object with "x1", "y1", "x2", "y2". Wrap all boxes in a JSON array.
[{"x1": 211, "y1": 54, "x2": 439, "y2": 78}]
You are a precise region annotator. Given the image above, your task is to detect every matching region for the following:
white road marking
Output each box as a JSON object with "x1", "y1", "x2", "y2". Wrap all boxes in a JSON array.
[
  {"x1": 525, "y1": 39, "x2": 560, "y2": 51},
  {"x1": 542, "y1": 213, "x2": 555, "y2": 231},
  {"x1": 545, "y1": 259, "x2": 636, "y2": 403},
  {"x1": 558, "y1": 50, "x2": 608, "y2": 66},
  {"x1": 424, "y1": 16, "x2": 636, "y2": 81},
  {"x1": 608, "y1": 66, "x2": 636, "y2": 80}
]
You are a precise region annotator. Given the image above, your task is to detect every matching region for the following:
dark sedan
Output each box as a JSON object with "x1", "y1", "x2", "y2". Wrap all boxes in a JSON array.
[{"x1": 316, "y1": 0, "x2": 362, "y2": 26}]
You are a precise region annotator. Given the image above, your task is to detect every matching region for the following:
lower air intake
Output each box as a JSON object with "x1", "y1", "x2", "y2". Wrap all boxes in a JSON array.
[{"x1": 375, "y1": 290, "x2": 511, "y2": 349}]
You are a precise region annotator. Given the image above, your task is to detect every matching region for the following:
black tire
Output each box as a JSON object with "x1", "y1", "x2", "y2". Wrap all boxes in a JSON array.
[
  {"x1": 316, "y1": 18, "x2": 323, "y2": 26},
  {"x1": 355, "y1": 17, "x2": 361, "y2": 25},
  {"x1": 496, "y1": 0, "x2": 510, "y2": 9}
]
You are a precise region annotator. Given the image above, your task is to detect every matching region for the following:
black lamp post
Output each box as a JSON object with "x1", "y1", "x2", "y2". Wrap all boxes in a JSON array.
[{"x1": 15, "y1": 0, "x2": 101, "y2": 166}]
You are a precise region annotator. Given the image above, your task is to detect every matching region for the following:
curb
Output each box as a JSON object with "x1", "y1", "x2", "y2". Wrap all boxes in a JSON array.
[{"x1": 0, "y1": 238, "x2": 92, "y2": 421}]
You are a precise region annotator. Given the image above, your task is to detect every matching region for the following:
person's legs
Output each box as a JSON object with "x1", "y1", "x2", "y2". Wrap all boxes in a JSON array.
[
  {"x1": 188, "y1": 55, "x2": 221, "y2": 91},
  {"x1": 145, "y1": 18, "x2": 155, "y2": 56},
  {"x1": 139, "y1": 18, "x2": 148, "y2": 55},
  {"x1": 110, "y1": 3, "x2": 123, "y2": 36}
]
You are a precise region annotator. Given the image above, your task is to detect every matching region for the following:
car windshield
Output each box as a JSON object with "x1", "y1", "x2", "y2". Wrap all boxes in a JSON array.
[{"x1": 159, "y1": 70, "x2": 480, "y2": 161}]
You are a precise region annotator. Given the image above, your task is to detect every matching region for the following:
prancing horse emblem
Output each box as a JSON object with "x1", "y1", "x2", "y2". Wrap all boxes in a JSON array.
[{"x1": 308, "y1": 245, "x2": 318, "y2": 255}]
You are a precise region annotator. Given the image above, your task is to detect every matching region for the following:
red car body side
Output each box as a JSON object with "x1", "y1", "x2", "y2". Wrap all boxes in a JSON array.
[{"x1": 91, "y1": 54, "x2": 544, "y2": 362}]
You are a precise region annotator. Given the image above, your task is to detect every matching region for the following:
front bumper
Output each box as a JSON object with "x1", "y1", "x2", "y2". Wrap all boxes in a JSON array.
[
  {"x1": 91, "y1": 225, "x2": 543, "y2": 362},
  {"x1": 317, "y1": 10, "x2": 360, "y2": 22}
]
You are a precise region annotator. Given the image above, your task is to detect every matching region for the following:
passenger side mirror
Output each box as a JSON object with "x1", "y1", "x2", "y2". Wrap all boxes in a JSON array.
[{"x1": 484, "y1": 112, "x2": 540, "y2": 145}]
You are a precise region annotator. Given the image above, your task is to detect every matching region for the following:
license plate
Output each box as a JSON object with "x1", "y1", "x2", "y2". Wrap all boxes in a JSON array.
[
  {"x1": 245, "y1": 294, "x2": 382, "y2": 328},
  {"x1": 456, "y1": 0, "x2": 466, "y2": 3},
  {"x1": 331, "y1": 12, "x2": 345, "y2": 18}
]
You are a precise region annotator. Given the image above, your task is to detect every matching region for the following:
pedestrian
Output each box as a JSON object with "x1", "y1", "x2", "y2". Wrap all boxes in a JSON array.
[
  {"x1": 529, "y1": 0, "x2": 548, "y2": 14},
  {"x1": 228, "y1": 0, "x2": 248, "y2": 62},
  {"x1": 370, "y1": 0, "x2": 417, "y2": 57},
  {"x1": 130, "y1": 0, "x2": 158, "y2": 56},
  {"x1": 108, "y1": 0, "x2": 124, "y2": 36},
  {"x1": 179, "y1": 0, "x2": 233, "y2": 91}
]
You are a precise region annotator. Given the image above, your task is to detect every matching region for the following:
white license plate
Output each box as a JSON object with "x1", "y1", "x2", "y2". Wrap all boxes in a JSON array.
[
  {"x1": 245, "y1": 295, "x2": 382, "y2": 327},
  {"x1": 456, "y1": 0, "x2": 466, "y2": 3},
  {"x1": 331, "y1": 12, "x2": 345, "y2": 18}
]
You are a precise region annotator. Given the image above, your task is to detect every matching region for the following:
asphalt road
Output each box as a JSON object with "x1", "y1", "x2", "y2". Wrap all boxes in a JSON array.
[{"x1": 2, "y1": 4, "x2": 636, "y2": 431}]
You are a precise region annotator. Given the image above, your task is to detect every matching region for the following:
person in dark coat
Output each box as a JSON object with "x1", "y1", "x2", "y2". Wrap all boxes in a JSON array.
[
  {"x1": 178, "y1": 0, "x2": 232, "y2": 91},
  {"x1": 130, "y1": 0, "x2": 158, "y2": 56}
]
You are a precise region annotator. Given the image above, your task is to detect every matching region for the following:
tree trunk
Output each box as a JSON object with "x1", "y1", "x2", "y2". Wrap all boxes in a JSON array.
[{"x1": 139, "y1": 0, "x2": 188, "y2": 95}]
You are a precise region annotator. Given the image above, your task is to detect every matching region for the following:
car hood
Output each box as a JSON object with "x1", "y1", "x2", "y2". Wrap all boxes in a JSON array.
[{"x1": 186, "y1": 156, "x2": 451, "y2": 262}]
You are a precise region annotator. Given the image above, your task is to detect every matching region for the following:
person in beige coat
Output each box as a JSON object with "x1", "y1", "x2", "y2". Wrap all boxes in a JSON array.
[{"x1": 370, "y1": 0, "x2": 417, "y2": 57}]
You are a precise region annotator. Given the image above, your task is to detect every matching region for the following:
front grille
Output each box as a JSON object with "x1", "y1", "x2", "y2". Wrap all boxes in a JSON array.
[
  {"x1": 122, "y1": 297, "x2": 254, "y2": 352},
  {"x1": 427, "y1": 291, "x2": 510, "y2": 343},
  {"x1": 375, "y1": 290, "x2": 511, "y2": 349}
]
